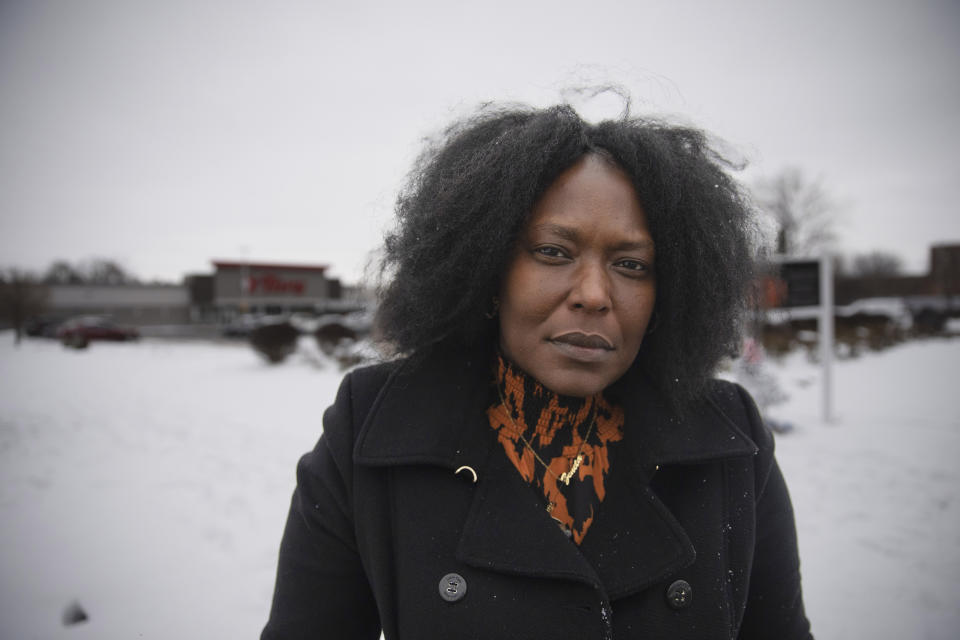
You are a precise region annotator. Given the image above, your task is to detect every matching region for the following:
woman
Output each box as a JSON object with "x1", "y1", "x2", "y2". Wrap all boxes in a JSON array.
[{"x1": 262, "y1": 104, "x2": 812, "y2": 639}]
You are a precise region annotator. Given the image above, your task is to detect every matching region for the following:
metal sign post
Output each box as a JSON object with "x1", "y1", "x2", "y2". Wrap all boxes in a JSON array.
[
  {"x1": 819, "y1": 254, "x2": 835, "y2": 424},
  {"x1": 769, "y1": 255, "x2": 835, "y2": 424}
]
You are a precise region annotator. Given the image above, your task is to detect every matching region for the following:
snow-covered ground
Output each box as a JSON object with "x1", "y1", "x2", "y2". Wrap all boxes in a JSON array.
[
  {"x1": 1, "y1": 334, "x2": 958, "y2": 638},
  {"x1": 768, "y1": 341, "x2": 960, "y2": 639}
]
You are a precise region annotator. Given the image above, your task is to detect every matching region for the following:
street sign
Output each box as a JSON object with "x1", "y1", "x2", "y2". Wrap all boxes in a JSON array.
[{"x1": 779, "y1": 260, "x2": 820, "y2": 307}]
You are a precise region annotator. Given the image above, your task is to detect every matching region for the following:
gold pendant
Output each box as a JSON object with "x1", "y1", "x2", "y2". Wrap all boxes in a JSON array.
[{"x1": 559, "y1": 454, "x2": 583, "y2": 486}]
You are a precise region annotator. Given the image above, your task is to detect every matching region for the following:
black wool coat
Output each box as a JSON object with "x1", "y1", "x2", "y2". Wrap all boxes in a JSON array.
[{"x1": 262, "y1": 352, "x2": 812, "y2": 639}]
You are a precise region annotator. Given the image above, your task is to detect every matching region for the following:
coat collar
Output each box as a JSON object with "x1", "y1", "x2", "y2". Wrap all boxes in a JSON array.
[
  {"x1": 354, "y1": 352, "x2": 758, "y2": 598},
  {"x1": 354, "y1": 352, "x2": 757, "y2": 472}
]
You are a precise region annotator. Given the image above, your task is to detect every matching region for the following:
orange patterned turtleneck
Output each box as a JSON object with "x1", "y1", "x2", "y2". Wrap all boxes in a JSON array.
[{"x1": 487, "y1": 355, "x2": 625, "y2": 545}]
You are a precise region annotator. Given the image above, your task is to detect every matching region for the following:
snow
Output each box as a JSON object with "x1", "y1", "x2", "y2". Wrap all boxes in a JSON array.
[
  {"x1": 0, "y1": 337, "x2": 342, "y2": 638},
  {"x1": 764, "y1": 297, "x2": 913, "y2": 329},
  {"x1": 770, "y1": 341, "x2": 960, "y2": 639},
  {"x1": 1, "y1": 334, "x2": 958, "y2": 638}
]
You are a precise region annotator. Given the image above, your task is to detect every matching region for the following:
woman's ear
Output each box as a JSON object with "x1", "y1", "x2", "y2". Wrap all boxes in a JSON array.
[
  {"x1": 646, "y1": 309, "x2": 659, "y2": 335},
  {"x1": 485, "y1": 296, "x2": 500, "y2": 320}
]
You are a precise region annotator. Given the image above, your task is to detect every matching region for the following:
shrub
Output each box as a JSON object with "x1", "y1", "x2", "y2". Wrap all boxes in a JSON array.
[{"x1": 249, "y1": 322, "x2": 299, "y2": 364}]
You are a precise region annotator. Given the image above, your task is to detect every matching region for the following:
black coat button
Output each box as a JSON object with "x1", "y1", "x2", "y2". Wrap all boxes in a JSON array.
[
  {"x1": 666, "y1": 579, "x2": 692, "y2": 610},
  {"x1": 439, "y1": 573, "x2": 467, "y2": 602}
]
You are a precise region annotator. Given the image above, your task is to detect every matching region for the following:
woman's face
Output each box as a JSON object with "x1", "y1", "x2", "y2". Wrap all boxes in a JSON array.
[{"x1": 498, "y1": 154, "x2": 656, "y2": 397}]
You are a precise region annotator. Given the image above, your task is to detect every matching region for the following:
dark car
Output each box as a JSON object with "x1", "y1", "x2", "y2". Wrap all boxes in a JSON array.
[
  {"x1": 221, "y1": 314, "x2": 261, "y2": 338},
  {"x1": 57, "y1": 316, "x2": 139, "y2": 347},
  {"x1": 24, "y1": 314, "x2": 69, "y2": 338}
]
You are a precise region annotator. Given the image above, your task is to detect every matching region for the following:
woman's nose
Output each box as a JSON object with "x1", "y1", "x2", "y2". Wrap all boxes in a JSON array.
[{"x1": 569, "y1": 260, "x2": 611, "y2": 312}]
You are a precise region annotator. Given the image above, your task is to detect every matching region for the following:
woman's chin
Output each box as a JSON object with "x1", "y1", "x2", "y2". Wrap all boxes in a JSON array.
[{"x1": 533, "y1": 368, "x2": 613, "y2": 398}]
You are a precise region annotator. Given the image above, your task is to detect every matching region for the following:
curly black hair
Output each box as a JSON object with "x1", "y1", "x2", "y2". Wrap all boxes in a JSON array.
[{"x1": 375, "y1": 103, "x2": 759, "y2": 407}]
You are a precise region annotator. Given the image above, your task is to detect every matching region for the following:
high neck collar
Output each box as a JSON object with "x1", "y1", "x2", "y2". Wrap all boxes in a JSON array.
[
  {"x1": 354, "y1": 348, "x2": 760, "y2": 475},
  {"x1": 494, "y1": 354, "x2": 605, "y2": 438}
]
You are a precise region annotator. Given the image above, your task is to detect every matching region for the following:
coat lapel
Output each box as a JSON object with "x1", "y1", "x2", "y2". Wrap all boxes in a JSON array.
[
  {"x1": 353, "y1": 351, "x2": 493, "y2": 473},
  {"x1": 456, "y1": 444, "x2": 602, "y2": 587},
  {"x1": 353, "y1": 353, "x2": 759, "y2": 599},
  {"x1": 577, "y1": 376, "x2": 758, "y2": 599}
]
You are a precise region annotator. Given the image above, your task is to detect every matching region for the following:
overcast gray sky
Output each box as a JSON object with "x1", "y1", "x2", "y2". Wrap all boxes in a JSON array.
[{"x1": 1, "y1": 0, "x2": 958, "y2": 283}]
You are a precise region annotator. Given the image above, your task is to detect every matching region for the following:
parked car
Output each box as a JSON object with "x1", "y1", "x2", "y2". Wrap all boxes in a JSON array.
[
  {"x1": 221, "y1": 313, "x2": 293, "y2": 338},
  {"x1": 221, "y1": 314, "x2": 259, "y2": 338},
  {"x1": 57, "y1": 316, "x2": 139, "y2": 347},
  {"x1": 24, "y1": 314, "x2": 69, "y2": 338}
]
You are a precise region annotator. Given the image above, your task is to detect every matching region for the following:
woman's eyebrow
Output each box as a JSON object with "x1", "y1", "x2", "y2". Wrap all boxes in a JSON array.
[
  {"x1": 531, "y1": 223, "x2": 654, "y2": 252},
  {"x1": 531, "y1": 223, "x2": 579, "y2": 241},
  {"x1": 611, "y1": 238, "x2": 655, "y2": 252}
]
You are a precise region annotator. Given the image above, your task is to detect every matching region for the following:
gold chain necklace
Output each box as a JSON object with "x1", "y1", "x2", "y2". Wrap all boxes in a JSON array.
[{"x1": 496, "y1": 386, "x2": 596, "y2": 486}]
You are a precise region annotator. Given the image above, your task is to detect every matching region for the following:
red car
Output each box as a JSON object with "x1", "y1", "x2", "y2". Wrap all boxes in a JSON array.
[{"x1": 57, "y1": 316, "x2": 139, "y2": 347}]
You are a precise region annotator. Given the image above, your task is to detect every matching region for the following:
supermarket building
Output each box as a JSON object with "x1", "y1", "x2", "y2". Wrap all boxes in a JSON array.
[{"x1": 44, "y1": 260, "x2": 365, "y2": 327}]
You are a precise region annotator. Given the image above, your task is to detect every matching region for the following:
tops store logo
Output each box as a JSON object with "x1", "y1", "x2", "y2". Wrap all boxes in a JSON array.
[{"x1": 243, "y1": 273, "x2": 306, "y2": 296}]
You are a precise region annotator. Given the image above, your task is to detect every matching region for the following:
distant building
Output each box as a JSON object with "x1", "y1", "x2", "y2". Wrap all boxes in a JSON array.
[
  {"x1": 835, "y1": 243, "x2": 960, "y2": 304},
  {"x1": 211, "y1": 260, "x2": 361, "y2": 319},
  {"x1": 38, "y1": 259, "x2": 368, "y2": 329},
  {"x1": 930, "y1": 244, "x2": 960, "y2": 296},
  {"x1": 47, "y1": 284, "x2": 191, "y2": 325},
  {"x1": 759, "y1": 244, "x2": 960, "y2": 336}
]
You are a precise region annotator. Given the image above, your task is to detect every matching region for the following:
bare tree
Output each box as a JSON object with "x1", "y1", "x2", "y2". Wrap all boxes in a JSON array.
[
  {"x1": 850, "y1": 250, "x2": 903, "y2": 278},
  {"x1": 83, "y1": 258, "x2": 138, "y2": 285},
  {"x1": 0, "y1": 269, "x2": 49, "y2": 345},
  {"x1": 754, "y1": 167, "x2": 840, "y2": 257},
  {"x1": 43, "y1": 260, "x2": 84, "y2": 284},
  {"x1": 41, "y1": 258, "x2": 139, "y2": 285}
]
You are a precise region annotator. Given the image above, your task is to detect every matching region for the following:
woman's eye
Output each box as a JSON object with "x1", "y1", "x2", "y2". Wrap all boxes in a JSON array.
[
  {"x1": 615, "y1": 259, "x2": 650, "y2": 273},
  {"x1": 534, "y1": 246, "x2": 568, "y2": 259}
]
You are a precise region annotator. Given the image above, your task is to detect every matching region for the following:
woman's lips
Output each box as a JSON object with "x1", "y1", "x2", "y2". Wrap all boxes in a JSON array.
[
  {"x1": 549, "y1": 332, "x2": 614, "y2": 361},
  {"x1": 552, "y1": 332, "x2": 614, "y2": 349}
]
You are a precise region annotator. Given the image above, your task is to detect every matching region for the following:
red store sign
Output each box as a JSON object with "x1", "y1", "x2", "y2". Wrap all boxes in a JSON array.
[{"x1": 243, "y1": 273, "x2": 306, "y2": 295}]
